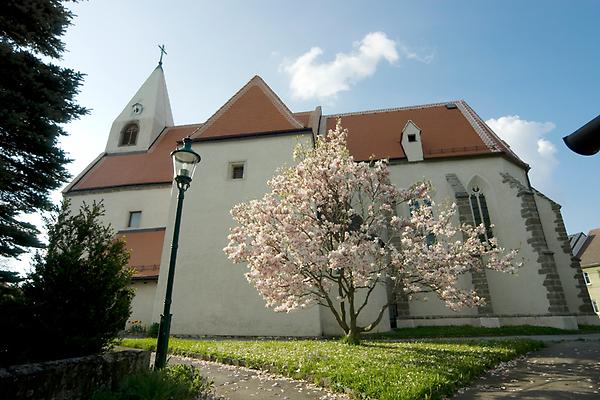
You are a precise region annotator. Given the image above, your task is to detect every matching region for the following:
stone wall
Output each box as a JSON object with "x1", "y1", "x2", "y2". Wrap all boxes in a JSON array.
[{"x1": 0, "y1": 349, "x2": 150, "y2": 400}]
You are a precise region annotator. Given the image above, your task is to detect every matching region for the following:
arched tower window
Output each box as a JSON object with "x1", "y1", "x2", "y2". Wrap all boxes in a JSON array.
[
  {"x1": 469, "y1": 185, "x2": 493, "y2": 242},
  {"x1": 119, "y1": 123, "x2": 139, "y2": 146}
]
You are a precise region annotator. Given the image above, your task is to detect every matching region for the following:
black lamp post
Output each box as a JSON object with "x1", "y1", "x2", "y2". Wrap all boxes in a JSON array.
[{"x1": 154, "y1": 137, "x2": 201, "y2": 370}]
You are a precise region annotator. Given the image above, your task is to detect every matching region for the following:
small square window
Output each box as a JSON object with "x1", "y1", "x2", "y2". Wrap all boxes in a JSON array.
[
  {"x1": 407, "y1": 133, "x2": 417, "y2": 142},
  {"x1": 583, "y1": 271, "x2": 591, "y2": 285},
  {"x1": 128, "y1": 211, "x2": 142, "y2": 228},
  {"x1": 230, "y1": 163, "x2": 245, "y2": 180}
]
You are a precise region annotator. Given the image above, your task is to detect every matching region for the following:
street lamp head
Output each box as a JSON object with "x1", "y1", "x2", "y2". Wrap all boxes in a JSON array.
[{"x1": 171, "y1": 137, "x2": 201, "y2": 190}]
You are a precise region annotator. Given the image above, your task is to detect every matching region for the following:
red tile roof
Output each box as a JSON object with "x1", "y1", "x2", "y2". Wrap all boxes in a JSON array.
[
  {"x1": 65, "y1": 77, "x2": 526, "y2": 193},
  {"x1": 117, "y1": 228, "x2": 166, "y2": 279},
  {"x1": 190, "y1": 76, "x2": 304, "y2": 139},
  {"x1": 69, "y1": 125, "x2": 201, "y2": 191},
  {"x1": 325, "y1": 100, "x2": 524, "y2": 165}
]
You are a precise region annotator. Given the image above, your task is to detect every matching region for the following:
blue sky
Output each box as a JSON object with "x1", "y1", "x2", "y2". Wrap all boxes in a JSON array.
[{"x1": 9, "y1": 1, "x2": 600, "y2": 270}]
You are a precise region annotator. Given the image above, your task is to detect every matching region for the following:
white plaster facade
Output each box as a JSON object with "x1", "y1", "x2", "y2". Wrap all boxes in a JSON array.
[
  {"x1": 67, "y1": 186, "x2": 171, "y2": 232},
  {"x1": 130, "y1": 281, "x2": 158, "y2": 324}
]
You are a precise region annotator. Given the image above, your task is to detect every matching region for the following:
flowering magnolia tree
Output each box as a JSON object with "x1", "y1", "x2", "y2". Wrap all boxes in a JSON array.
[{"x1": 224, "y1": 121, "x2": 518, "y2": 344}]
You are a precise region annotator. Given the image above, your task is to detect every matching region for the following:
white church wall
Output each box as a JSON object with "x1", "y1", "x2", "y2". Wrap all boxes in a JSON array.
[
  {"x1": 128, "y1": 281, "x2": 157, "y2": 327},
  {"x1": 387, "y1": 156, "x2": 550, "y2": 318},
  {"x1": 534, "y1": 192, "x2": 584, "y2": 314},
  {"x1": 482, "y1": 161, "x2": 550, "y2": 317},
  {"x1": 66, "y1": 186, "x2": 171, "y2": 232},
  {"x1": 152, "y1": 133, "x2": 323, "y2": 337}
]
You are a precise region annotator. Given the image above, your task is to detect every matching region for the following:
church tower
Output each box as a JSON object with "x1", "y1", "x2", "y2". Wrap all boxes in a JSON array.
[{"x1": 105, "y1": 64, "x2": 174, "y2": 154}]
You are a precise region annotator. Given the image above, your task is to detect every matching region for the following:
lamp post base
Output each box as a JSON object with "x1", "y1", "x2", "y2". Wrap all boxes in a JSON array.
[{"x1": 154, "y1": 313, "x2": 172, "y2": 369}]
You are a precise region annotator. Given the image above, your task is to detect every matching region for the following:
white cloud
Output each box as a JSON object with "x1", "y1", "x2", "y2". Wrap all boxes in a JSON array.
[
  {"x1": 398, "y1": 44, "x2": 434, "y2": 64},
  {"x1": 283, "y1": 32, "x2": 430, "y2": 100},
  {"x1": 485, "y1": 115, "x2": 557, "y2": 188}
]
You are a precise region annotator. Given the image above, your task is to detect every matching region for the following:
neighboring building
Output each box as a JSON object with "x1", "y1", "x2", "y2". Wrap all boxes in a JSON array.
[
  {"x1": 63, "y1": 64, "x2": 598, "y2": 336},
  {"x1": 571, "y1": 229, "x2": 600, "y2": 315}
]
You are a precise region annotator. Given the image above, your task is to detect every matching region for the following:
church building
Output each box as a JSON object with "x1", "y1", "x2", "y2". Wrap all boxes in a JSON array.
[{"x1": 63, "y1": 64, "x2": 598, "y2": 336}]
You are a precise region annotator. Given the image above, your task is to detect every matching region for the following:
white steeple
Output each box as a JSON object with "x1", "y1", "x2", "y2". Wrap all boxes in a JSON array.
[{"x1": 105, "y1": 65, "x2": 174, "y2": 153}]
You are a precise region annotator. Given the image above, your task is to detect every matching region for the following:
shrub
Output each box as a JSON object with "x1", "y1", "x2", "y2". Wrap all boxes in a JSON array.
[
  {"x1": 92, "y1": 365, "x2": 213, "y2": 400},
  {"x1": 147, "y1": 322, "x2": 160, "y2": 338},
  {"x1": 14, "y1": 201, "x2": 133, "y2": 364},
  {"x1": 127, "y1": 320, "x2": 146, "y2": 336}
]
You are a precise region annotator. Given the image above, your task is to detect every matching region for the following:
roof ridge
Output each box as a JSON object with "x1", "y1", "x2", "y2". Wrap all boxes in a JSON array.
[
  {"x1": 324, "y1": 100, "x2": 463, "y2": 118},
  {"x1": 191, "y1": 76, "x2": 302, "y2": 139},
  {"x1": 455, "y1": 101, "x2": 499, "y2": 151},
  {"x1": 169, "y1": 122, "x2": 204, "y2": 129},
  {"x1": 457, "y1": 100, "x2": 528, "y2": 168}
]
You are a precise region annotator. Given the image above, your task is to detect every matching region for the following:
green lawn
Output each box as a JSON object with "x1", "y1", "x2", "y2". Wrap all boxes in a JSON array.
[
  {"x1": 367, "y1": 324, "x2": 600, "y2": 340},
  {"x1": 121, "y1": 337, "x2": 542, "y2": 400}
]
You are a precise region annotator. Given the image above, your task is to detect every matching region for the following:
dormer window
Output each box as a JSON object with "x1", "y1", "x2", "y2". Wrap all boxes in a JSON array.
[
  {"x1": 401, "y1": 120, "x2": 424, "y2": 162},
  {"x1": 120, "y1": 123, "x2": 139, "y2": 146}
]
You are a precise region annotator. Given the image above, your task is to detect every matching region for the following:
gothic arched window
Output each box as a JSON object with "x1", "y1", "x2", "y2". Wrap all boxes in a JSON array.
[
  {"x1": 119, "y1": 123, "x2": 139, "y2": 146},
  {"x1": 409, "y1": 199, "x2": 436, "y2": 246},
  {"x1": 469, "y1": 186, "x2": 493, "y2": 242}
]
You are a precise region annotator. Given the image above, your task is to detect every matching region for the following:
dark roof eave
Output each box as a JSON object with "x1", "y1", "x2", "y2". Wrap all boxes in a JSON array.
[
  {"x1": 132, "y1": 275, "x2": 159, "y2": 281},
  {"x1": 189, "y1": 128, "x2": 312, "y2": 143},
  {"x1": 65, "y1": 181, "x2": 172, "y2": 195},
  {"x1": 361, "y1": 151, "x2": 529, "y2": 170}
]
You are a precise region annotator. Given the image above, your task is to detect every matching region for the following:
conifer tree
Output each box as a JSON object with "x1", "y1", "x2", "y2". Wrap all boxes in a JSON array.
[{"x1": 0, "y1": 0, "x2": 87, "y2": 258}]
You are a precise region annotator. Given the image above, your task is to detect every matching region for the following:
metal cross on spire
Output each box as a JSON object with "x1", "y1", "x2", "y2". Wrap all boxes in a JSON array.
[{"x1": 158, "y1": 44, "x2": 167, "y2": 66}]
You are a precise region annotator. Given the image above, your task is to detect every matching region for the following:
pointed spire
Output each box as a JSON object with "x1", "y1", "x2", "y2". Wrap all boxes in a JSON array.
[{"x1": 105, "y1": 66, "x2": 174, "y2": 153}]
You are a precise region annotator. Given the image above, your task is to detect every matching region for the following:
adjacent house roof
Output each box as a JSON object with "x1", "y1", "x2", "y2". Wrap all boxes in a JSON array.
[
  {"x1": 117, "y1": 228, "x2": 166, "y2": 279},
  {"x1": 569, "y1": 232, "x2": 588, "y2": 258},
  {"x1": 65, "y1": 76, "x2": 527, "y2": 194},
  {"x1": 580, "y1": 228, "x2": 600, "y2": 268}
]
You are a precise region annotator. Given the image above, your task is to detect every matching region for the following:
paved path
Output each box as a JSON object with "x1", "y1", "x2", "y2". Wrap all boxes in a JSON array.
[
  {"x1": 437, "y1": 333, "x2": 600, "y2": 343},
  {"x1": 163, "y1": 354, "x2": 349, "y2": 400},
  {"x1": 453, "y1": 340, "x2": 600, "y2": 399}
]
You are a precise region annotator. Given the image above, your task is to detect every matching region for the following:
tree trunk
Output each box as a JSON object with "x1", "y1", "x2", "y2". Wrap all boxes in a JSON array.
[
  {"x1": 343, "y1": 327, "x2": 362, "y2": 345},
  {"x1": 342, "y1": 311, "x2": 362, "y2": 345}
]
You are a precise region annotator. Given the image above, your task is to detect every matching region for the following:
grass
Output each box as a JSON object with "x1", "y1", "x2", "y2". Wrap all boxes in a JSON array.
[
  {"x1": 577, "y1": 324, "x2": 600, "y2": 333},
  {"x1": 367, "y1": 324, "x2": 600, "y2": 340},
  {"x1": 121, "y1": 337, "x2": 542, "y2": 400}
]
